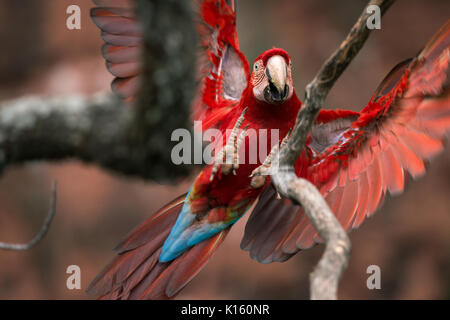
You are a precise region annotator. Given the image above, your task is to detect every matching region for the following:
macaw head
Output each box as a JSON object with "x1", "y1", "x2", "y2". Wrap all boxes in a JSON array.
[{"x1": 251, "y1": 48, "x2": 294, "y2": 105}]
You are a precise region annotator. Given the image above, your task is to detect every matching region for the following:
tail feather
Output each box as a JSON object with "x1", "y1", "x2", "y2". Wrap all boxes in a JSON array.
[
  {"x1": 87, "y1": 193, "x2": 229, "y2": 300},
  {"x1": 135, "y1": 229, "x2": 229, "y2": 300},
  {"x1": 114, "y1": 193, "x2": 186, "y2": 253},
  {"x1": 120, "y1": 248, "x2": 162, "y2": 298},
  {"x1": 126, "y1": 258, "x2": 171, "y2": 300},
  {"x1": 163, "y1": 229, "x2": 229, "y2": 298}
]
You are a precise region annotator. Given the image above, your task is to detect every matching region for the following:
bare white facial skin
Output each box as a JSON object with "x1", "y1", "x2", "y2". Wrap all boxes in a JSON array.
[{"x1": 251, "y1": 55, "x2": 294, "y2": 104}]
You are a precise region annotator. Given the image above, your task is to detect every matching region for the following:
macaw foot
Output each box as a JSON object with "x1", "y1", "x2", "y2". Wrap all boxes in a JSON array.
[
  {"x1": 210, "y1": 108, "x2": 248, "y2": 181},
  {"x1": 250, "y1": 129, "x2": 291, "y2": 190}
]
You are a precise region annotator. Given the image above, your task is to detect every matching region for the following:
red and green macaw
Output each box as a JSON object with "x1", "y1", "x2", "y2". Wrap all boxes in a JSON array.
[{"x1": 87, "y1": 0, "x2": 450, "y2": 299}]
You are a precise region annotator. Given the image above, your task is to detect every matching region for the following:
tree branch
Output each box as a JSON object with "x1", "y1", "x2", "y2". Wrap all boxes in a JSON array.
[
  {"x1": 0, "y1": 0, "x2": 198, "y2": 182},
  {"x1": 271, "y1": 0, "x2": 395, "y2": 300},
  {"x1": 0, "y1": 0, "x2": 396, "y2": 298},
  {"x1": 0, "y1": 181, "x2": 57, "y2": 251}
]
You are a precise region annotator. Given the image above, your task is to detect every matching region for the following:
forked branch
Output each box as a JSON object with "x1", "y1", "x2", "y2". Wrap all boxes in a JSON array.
[{"x1": 270, "y1": 0, "x2": 396, "y2": 299}]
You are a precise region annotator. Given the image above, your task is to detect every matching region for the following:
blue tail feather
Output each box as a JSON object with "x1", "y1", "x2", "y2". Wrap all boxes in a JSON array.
[{"x1": 158, "y1": 191, "x2": 245, "y2": 263}]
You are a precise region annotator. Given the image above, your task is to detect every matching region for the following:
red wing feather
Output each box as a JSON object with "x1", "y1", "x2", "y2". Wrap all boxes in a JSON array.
[
  {"x1": 91, "y1": 1, "x2": 142, "y2": 101},
  {"x1": 91, "y1": 0, "x2": 249, "y2": 121},
  {"x1": 193, "y1": 0, "x2": 250, "y2": 129},
  {"x1": 242, "y1": 20, "x2": 450, "y2": 263}
]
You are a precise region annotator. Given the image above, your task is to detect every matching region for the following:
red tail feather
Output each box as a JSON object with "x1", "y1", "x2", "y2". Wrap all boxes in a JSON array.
[{"x1": 87, "y1": 193, "x2": 229, "y2": 300}]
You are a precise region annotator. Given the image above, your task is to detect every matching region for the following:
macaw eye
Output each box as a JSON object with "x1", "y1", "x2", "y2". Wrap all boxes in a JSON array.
[{"x1": 254, "y1": 64, "x2": 259, "y2": 71}]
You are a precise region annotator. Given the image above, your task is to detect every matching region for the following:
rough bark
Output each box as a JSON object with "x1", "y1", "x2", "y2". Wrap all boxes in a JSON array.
[
  {"x1": 0, "y1": 0, "x2": 198, "y2": 181},
  {"x1": 271, "y1": 0, "x2": 395, "y2": 299},
  {"x1": 0, "y1": 0, "x2": 397, "y2": 301}
]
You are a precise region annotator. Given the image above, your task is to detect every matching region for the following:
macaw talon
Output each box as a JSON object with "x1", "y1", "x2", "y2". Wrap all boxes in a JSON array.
[
  {"x1": 250, "y1": 175, "x2": 267, "y2": 189},
  {"x1": 210, "y1": 108, "x2": 248, "y2": 181},
  {"x1": 250, "y1": 129, "x2": 291, "y2": 189},
  {"x1": 232, "y1": 124, "x2": 249, "y2": 175}
]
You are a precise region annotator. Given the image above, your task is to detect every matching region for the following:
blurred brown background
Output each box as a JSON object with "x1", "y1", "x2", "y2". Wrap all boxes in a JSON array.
[{"x1": 0, "y1": 0, "x2": 449, "y2": 299}]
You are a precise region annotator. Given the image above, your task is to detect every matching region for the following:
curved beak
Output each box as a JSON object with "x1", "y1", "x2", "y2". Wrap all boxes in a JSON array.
[{"x1": 266, "y1": 55, "x2": 289, "y2": 103}]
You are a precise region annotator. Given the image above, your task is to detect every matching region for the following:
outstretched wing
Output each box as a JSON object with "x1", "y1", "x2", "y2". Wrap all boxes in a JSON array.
[
  {"x1": 91, "y1": 0, "x2": 142, "y2": 102},
  {"x1": 242, "y1": 20, "x2": 450, "y2": 264},
  {"x1": 91, "y1": 0, "x2": 250, "y2": 119},
  {"x1": 194, "y1": 0, "x2": 250, "y2": 129}
]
